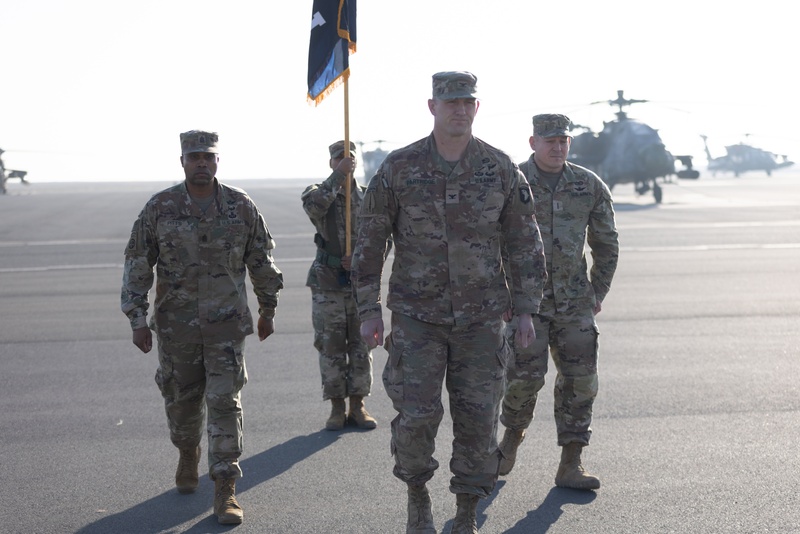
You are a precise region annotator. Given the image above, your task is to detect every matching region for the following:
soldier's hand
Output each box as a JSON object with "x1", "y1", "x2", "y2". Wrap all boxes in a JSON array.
[
  {"x1": 360, "y1": 317, "x2": 384, "y2": 349},
  {"x1": 336, "y1": 157, "x2": 356, "y2": 176},
  {"x1": 515, "y1": 314, "x2": 535, "y2": 349},
  {"x1": 258, "y1": 316, "x2": 275, "y2": 341},
  {"x1": 132, "y1": 327, "x2": 152, "y2": 353},
  {"x1": 341, "y1": 254, "x2": 352, "y2": 271},
  {"x1": 502, "y1": 308, "x2": 514, "y2": 322},
  {"x1": 593, "y1": 301, "x2": 603, "y2": 315}
]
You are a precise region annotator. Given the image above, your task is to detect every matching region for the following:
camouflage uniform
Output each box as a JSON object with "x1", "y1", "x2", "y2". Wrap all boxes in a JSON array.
[
  {"x1": 121, "y1": 138, "x2": 283, "y2": 480},
  {"x1": 301, "y1": 142, "x2": 372, "y2": 401},
  {"x1": 352, "y1": 132, "x2": 546, "y2": 497},
  {"x1": 502, "y1": 145, "x2": 619, "y2": 446}
]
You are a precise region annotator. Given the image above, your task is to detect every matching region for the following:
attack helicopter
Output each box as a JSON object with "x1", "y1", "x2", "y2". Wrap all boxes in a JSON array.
[
  {"x1": 356, "y1": 140, "x2": 390, "y2": 182},
  {"x1": 700, "y1": 135, "x2": 794, "y2": 177},
  {"x1": 0, "y1": 147, "x2": 30, "y2": 194},
  {"x1": 567, "y1": 90, "x2": 699, "y2": 204}
]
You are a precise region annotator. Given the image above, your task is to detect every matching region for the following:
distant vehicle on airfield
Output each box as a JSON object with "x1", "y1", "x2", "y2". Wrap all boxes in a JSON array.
[
  {"x1": 700, "y1": 135, "x2": 794, "y2": 177},
  {"x1": 567, "y1": 90, "x2": 699, "y2": 204},
  {"x1": 0, "y1": 147, "x2": 30, "y2": 194},
  {"x1": 356, "y1": 140, "x2": 390, "y2": 183}
]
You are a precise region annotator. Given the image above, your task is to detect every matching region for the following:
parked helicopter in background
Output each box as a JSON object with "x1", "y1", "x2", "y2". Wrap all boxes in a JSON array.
[
  {"x1": 568, "y1": 90, "x2": 699, "y2": 204},
  {"x1": 0, "y1": 147, "x2": 30, "y2": 194},
  {"x1": 701, "y1": 135, "x2": 794, "y2": 177},
  {"x1": 357, "y1": 140, "x2": 390, "y2": 183}
]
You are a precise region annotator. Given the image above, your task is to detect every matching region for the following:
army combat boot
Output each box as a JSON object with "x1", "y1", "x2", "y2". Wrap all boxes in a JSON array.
[
  {"x1": 450, "y1": 493, "x2": 479, "y2": 533},
  {"x1": 348, "y1": 395, "x2": 377, "y2": 429},
  {"x1": 554, "y1": 442, "x2": 600, "y2": 490},
  {"x1": 498, "y1": 428, "x2": 525, "y2": 476},
  {"x1": 214, "y1": 478, "x2": 244, "y2": 524},
  {"x1": 175, "y1": 445, "x2": 201, "y2": 494},
  {"x1": 325, "y1": 398, "x2": 347, "y2": 430},
  {"x1": 407, "y1": 484, "x2": 435, "y2": 533}
]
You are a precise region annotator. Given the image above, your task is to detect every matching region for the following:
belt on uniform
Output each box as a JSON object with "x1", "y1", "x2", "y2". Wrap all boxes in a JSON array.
[{"x1": 316, "y1": 249, "x2": 342, "y2": 268}]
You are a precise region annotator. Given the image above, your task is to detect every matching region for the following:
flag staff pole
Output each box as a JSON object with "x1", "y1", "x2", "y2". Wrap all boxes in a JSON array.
[{"x1": 344, "y1": 76, "x2": 352, "y2": 256}]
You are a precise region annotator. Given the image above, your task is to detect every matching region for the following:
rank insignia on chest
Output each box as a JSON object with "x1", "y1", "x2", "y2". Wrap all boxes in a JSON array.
[
  {"x1": 446, "y1": 191, "x2": 459, "y2": 204},
  {"x1": 554, "y1": 200, "x2": 563, "y2": 212}
]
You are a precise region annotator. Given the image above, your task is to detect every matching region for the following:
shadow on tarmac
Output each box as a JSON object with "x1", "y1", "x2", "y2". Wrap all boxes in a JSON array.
[
  {"x1": 502, "y1": 485, "x2": 597, "y2": 533},
  {"x1": 438, "y1": 479, "x2": 595, "y2": 533},
  {"x1": 75, "y1": 431, "x2": 341, "y2": 534}
]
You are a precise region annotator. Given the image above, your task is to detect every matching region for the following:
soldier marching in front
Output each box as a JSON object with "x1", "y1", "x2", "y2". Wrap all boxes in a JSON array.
[
  {"x1": 498, "y1": 114, "x2": 619, "y2": 490},
  {"x1": 121, "y1": 130, "x2": 283, "y2": 525},
  {"x1": 352, "y1": 72, "x2": 546, "y2": 534}
]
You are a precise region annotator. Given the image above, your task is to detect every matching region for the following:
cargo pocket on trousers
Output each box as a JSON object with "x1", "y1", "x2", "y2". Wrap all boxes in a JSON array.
[
  {"x1": 154, "y1": 360, "x2": 173, "y2": 397},
  {"x1": 382, "y1": 333, "x2": 404, "y2": 403},
  {"x1": 494, "y1": 336, "x2": 510, "y2": 380}
]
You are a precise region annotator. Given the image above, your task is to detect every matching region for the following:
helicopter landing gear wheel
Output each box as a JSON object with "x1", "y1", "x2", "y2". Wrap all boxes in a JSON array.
[{"x1": 653, "y1": 183, "x2": 663, "y2": 204}]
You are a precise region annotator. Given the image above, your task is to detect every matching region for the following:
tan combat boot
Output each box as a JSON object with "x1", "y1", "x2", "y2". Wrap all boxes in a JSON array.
[
  {"x1": 498, "y1": 428, "x2": 525, "y2": 476},
  {"x1": 450, "y1": 493, "x2": 479, "y2": 534},
  {"x1": 325, "y1": 398, "x2": 347, "y2": 430},
  {"x1": 348, "y1": 395, "x2": 377, "y2": 429},
  {"x1": 214, "y1": 478, "x2": 244, "y2": 524},
  {"x1": 175, "y1": 445, "x2": 201, "y2": 494},
  {"x1": 554, "y1": 442, "x2": 601, "y2": 490},
  {"x1": 407, "y1": 484, "x2": 435, "y2": 533}
]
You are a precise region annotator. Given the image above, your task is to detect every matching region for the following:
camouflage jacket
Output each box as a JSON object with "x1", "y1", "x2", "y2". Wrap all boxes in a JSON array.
[
  {"x1": 520, "y1": 156, "x2": 619, "y2": 314},
  {"x1": 301, "y1": 170, "x2": 366, "y2": 291},
  {"x1": 121, "y1": 180, "x2": 283, "y2": 343},
  {"x1": 352, "y1": 135, "x2": 546, "y2": 326}
]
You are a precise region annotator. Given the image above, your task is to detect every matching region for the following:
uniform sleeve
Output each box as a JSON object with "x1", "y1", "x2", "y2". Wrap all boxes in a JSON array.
[
  {"x1": 587, "y1": 184, "x2": 619, "y2": 303},
  {"x1": 120, "y1": 205, "x2": 158, "y2": 331},
  {"x1": 244, "y1": 206, "x2": 284, "y2": 319},
  {"x1": 500, "y1": 166, "x2": 547, "y2": 315},
  {"x1": 351, "y1": 171, "x2": 393, "y2": 321},
  {"x1": 300, "y1": 170, "x2": 346, "y2": 220}
]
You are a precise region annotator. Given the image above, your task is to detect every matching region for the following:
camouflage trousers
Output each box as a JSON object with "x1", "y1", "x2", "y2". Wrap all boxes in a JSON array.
[
  {"x1": 383, "y1": 312, "x2": 507, "y2": 497},
  {"x1": 311, "y1": 288, "x2": 373, "y2": 400},
  {"x1": 501, "y1": 309, "x2": 599, "y2": 446},
  {"x1": 154, "y1": 335, "x2": 247, "y2": 480}
]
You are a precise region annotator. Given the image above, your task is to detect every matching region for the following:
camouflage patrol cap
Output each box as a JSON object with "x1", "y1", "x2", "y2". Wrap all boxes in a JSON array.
[
  {"x1": 179, "y1": 130, "x2": 219, "y2": 155},
  {"x1": 432, "y1": 71, "x2": 478, "y2": 100},
  {"x1": 532, "y1": 114, "x2": 572, "y2": 138},
  {"x1": 329, "y1": 140, "x2": 357, "y2": 158}
]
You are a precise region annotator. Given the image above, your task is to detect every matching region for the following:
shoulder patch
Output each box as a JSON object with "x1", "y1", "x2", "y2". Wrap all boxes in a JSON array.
[{"x1": 519, "y1": 186, "x2": 532, "y2": 204}]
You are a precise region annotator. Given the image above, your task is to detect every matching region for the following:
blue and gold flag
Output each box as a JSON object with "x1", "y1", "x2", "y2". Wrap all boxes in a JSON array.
[{"x1": 307, "y1": 0, "x2": 357, "y2": 106}]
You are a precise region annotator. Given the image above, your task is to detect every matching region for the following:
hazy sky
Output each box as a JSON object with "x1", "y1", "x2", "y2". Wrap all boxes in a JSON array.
[{"x1": 1, "y1": 0, "x2": 797, "y2": 182}]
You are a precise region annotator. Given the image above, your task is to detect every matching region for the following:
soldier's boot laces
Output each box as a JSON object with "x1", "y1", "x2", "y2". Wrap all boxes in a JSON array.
[
  {"x1": 406, "y1": 484, "x2": 435, "y2": 534},
  {"x1": 554, "y1": 442, "x2": 600, "y2": 490},
  {"x1": 348, "y1": 395, "x2": 377, "y2": 429},
  {"x1": 498, "y1": 428, "x2": 526, "y2": 476},
  {"x1": 214, "y1": 478, "x2": 244, "y2": 525},
  {"x1": 325, "y1": 398, "x2": 347, "y2": 431},
  {"x1": 175, "y1": 445, "x2": 201, "y2": 494},
  {"x1": 450, "y1": 493, "x2": 479, "y2": 534}
]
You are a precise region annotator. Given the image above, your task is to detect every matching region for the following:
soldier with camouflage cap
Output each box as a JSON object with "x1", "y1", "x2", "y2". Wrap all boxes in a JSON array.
[
  {"x1": 497, "y1": 114, "x2": 619, "y2": 492},
  {"x1": 121, "y1": 130, "x2": 284, "y2": 525},
  {"x1": 352, "y1": 72, "x2": 546, "y2": 533},
  {"x1": 301, "y1": 140, "x2": 379, "y2": 431}
]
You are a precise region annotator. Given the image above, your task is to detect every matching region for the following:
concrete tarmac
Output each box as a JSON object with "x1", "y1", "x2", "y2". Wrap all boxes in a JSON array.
[{"x1": 1, "y1": 171, "x2": 799, "y2": 533}]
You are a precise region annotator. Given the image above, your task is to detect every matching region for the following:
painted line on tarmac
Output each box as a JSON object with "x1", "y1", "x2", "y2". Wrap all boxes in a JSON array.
[
  {"x1": 0, "y1": 233, "x2": 314, "y2": 247},
  {"x1": 0, "y1": 263, "x2": 124, "y2": 273},
  {"x1": 623, "y1": 243, "x2": 800, "y2": 252},
  {"x1": 0, "y1": 257, "x2": 314, "y2": 273},
  {"x1": 0, "y1": 238, "x2": 127, "y2": 247},
  {"x1": 0, "y1": 243, "x2": 792, "y2": 273},
  {"x1": 619, "y1": 220, "x2": 800, "y2": 230}
]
